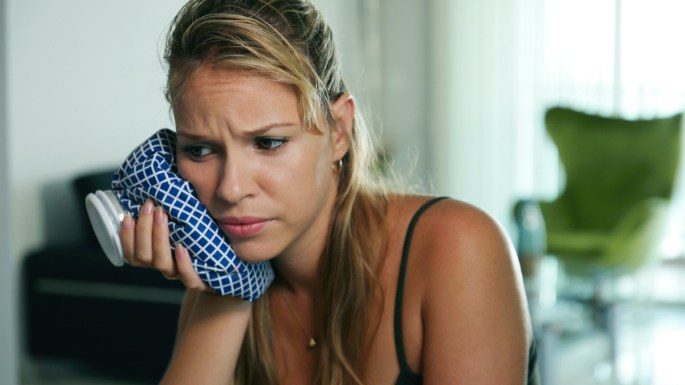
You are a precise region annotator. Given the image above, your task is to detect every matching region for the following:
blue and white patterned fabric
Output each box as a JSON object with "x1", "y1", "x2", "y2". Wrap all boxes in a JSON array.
[{"x1": 111, "y1": 128, "x2": 274, "y2": 301}]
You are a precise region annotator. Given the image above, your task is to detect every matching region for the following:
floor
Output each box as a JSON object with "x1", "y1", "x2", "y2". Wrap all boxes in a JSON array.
[
  {"x1": 534, "y1": 260, "x2": 685, "y2": 385},
  {"x1": 552, "y1": 306, "x2": 685, "y2": 385},
  {"x1": 21, "y1": 265, "x2": 685, "y2": 385},
  {"x1": 21, "y1": 316, "x2": 685, "y2": 385},
  {"x1": 21, "y1": 358, "x2": 152, "y2": 385}
]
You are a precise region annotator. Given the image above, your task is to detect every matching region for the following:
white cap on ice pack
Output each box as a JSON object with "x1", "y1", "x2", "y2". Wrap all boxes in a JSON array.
[{"x1": 85, "y1": 190, "x2": 126, "y2": 267}]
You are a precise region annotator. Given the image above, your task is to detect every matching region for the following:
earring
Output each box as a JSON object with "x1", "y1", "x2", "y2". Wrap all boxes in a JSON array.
[{"x1": 332, "y1": 159, "x2": 343, "y2": 173}]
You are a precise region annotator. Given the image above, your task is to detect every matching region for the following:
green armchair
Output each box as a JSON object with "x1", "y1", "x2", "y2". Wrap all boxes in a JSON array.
[{"x1": 516, "y1": 107, "x2": 682, "y2": 275}]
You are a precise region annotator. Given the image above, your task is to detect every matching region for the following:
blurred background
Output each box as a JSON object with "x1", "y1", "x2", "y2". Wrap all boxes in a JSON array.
[{"x1": 2, "y1": 0, "x2": 685, "y2": 384}]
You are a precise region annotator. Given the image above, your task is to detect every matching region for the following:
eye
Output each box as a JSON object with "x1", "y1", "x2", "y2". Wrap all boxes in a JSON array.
[
  {"x1": 254, "y1": 137, "x2": 288, "y2": 151},
  {"x1": 182, "y1": 144, "x2": 214, "y2": 159}
]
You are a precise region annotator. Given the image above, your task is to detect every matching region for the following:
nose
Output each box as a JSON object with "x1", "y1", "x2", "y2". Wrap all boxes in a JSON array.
[{"x1": 215, "y1": 154, "x2": 255, "y2": 204}]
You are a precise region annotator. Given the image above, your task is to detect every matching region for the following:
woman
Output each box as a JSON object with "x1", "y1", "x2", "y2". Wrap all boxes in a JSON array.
[{"x1": 119, "y1": 0, "x2": 538, "y2": 384}]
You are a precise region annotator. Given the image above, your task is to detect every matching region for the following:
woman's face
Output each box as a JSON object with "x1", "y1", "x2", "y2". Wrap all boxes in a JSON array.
[{"x1": 173, "y1": 66, "x2": 349, "y2": 263}]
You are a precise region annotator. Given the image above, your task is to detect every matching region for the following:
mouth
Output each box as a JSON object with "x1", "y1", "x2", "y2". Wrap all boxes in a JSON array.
[{"x1": 217, "y1": 216, "x2": 272, "y2": 238}]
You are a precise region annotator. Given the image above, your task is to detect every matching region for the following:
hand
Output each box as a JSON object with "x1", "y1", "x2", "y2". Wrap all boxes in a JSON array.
[{"x1": 119, "y1": 199, "x2": 213, "y2": 294}]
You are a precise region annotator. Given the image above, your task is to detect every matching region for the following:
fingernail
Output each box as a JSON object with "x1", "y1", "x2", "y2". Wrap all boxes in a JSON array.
[
  {"x1": 154, "y1": 206, "x2": 166, "y2": 224},
  {"x1": 175, "y1": 243, "x2": 184, "y2": 259},
  {"x1": 142, "y1": 200, "x2": 153, "y2": 215},
  {"x1": 122, "y1": 214, "x2": 134, "y2": 229}
]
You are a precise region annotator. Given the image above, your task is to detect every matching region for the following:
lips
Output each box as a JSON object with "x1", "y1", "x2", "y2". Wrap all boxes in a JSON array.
[{"x1": 218, "y1": 216, "x2": 271, "y2": 238}]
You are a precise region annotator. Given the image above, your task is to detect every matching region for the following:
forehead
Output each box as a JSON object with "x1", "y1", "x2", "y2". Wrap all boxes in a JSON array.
[{"x1": 174, "y1": 65, "x2": 302, "y2": 127}]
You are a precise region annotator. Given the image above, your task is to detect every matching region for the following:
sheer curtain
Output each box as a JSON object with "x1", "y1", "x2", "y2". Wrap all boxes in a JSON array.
[
  {"x1": 544, "y1": 0, "x2": 685, "y2": 118},
  {"x1": 427, "y1": 0, "x2": 553, "y2": 232},
  {"x1": 427, "y1": 0, "x2": 685, "y2": 238}
]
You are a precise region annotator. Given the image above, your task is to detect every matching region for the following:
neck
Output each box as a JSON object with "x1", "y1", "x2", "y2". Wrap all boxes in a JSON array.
[
  {"x1": 271, "y1": 250, "x2": 323, "y2": 299},
  {"x1": 272, "y1": 198, "x2": 336, "y2": 299},
  {"x1": 271, "y1": 213, "x2": 329, "y2": 297}
]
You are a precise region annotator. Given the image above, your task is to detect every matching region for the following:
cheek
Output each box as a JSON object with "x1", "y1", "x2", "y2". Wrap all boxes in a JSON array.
[
  {"x1": 177, "y1": 158, "x2": 191, "y2": 181},
  {"x1": 178, "y1": 158, "x2": 218, "y2": 205},
  {"x1": 278, "y1": 143, "x2": 333, "y2": 198},
  {"x1": 256, "y1": 152, "x2": 326, "y2": 211}
]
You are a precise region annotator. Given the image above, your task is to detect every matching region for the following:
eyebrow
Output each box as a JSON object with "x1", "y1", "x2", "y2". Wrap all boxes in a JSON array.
[
  {"x1": 243, "y1": 122, "x2": 298, "y2": 136},
  {"x1": 177, "y1": 122, "x2": 298, "y2": 140}
]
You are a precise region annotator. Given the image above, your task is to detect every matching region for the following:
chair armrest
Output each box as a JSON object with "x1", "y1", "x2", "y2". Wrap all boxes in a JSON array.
[
  {"x1": 513, "y1": 199, "x2": 547, "y2": 256},
  {"x1": 602, "y1": 197, "x2": 671, "y2": 270}
]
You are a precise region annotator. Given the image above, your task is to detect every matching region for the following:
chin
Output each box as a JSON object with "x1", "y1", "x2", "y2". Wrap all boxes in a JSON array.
[{"x1": 230, "y1": 240, "x2": 278, "y2": 264}]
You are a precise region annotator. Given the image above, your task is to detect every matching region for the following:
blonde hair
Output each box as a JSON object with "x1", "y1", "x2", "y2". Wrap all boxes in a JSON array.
[{"x1": 164, "y1": 1, "x2": 390, "y2": 384}]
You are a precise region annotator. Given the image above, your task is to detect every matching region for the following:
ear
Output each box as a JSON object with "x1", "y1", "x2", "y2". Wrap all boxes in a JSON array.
[{"x1": 329, "y1": 93, "x2": 355, "y2": 161}]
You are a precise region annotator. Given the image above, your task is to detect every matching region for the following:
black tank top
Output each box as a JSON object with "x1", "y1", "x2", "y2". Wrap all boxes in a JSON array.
[{"x1": 393, "y1": 197, "x2": 540, "y2": 385}]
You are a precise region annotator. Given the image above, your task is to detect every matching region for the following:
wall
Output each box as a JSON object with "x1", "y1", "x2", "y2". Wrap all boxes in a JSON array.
[
  {"x1": 3, "y1": 0, "x2": 426, "y2": 377},
  {"x1": 1, "y1": 0, "x2": 19, "y2": 381},
  {"x1": 4, "y1": 0, "x2": 374, "y2": 376},
  {"x1": 6, "y1": 0, "x2": 427, "y2": 261},
  {"x1": 379, "y1": 1, "x2": 430, "y2": 188},
  {"x1": 7, "y1": 0, "x2": 188, "y2": 261},
  {"x1": 6, "y1": 0, "x2": 186, "y2": 375},
  {"x1": 307, "y1": 0, "x2": 430, "y2": 190}
]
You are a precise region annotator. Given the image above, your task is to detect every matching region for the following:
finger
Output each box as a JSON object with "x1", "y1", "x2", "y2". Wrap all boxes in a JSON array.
[
  {"x1": 119, "y1": 214, "x2": 137, "y2": 266},
  {"x1": 134, "y1": 200, "x2": 155, "y2": 265},
  {"x1": 175, "y1": 244, "x2": 212, "y2": 293},
  {"x1": 152, "y1": 206, "x2": 176, "y2": 279}
]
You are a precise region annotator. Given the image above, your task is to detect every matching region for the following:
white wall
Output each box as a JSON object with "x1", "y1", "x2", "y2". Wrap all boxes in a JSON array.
[
  {"x1": 4, "y1": 0, "x2": 423, "y2": 378},
  {"x1": 312, "y1": 0, "x2": 430, "y2": 190},
  {"x1": 4, "y1": 0, "x2": 428, "y2": 258},
  {"x1": 1, "y1": 0, "x2": 19, "y2": 381},
  {"x1": 2, "y1": 0, "x2": 428, "y2": 378},
  {"x1": 0, "y1": 0, "x2": 428, "y2": 381},
  {"x1": 379, "y1": 1, "x2": 429, "y2": 188},
  {"x1": 7, "y1": 0, "x2": 187, "y2": 261},
  {"x1": 4, "y1": 0, "x2": 373, "y2": 376},
  {"x1": 7, "y1": 0, "x2": 186, "y2": 373}
]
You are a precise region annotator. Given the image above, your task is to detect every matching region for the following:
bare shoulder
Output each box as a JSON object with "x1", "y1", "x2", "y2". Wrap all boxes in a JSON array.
[
  {"x1": 388, "y1": 195, "x2": 518, "y2": 270},
  {"x1": 392, "y1": 196, "x2": 532, "y2": 383},
  {"x1": 419, "y1": 198, "x2": 516, "y2": 264},
  {"x1": 384, "y1": 195, "x2": 523, "y2": 293},
  {"x1": 408, "y1": 197, "x2": 525, "y2": 299}
]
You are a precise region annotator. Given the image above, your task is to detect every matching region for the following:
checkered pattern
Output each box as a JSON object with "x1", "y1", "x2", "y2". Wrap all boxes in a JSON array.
[{"x1": 111, "y1": 128, "x2": 274, "y2": 301}]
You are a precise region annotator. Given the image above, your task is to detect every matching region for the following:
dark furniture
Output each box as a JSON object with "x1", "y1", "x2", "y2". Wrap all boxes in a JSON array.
[{"x1": 22, "y1": 169, "x2": 185, "y2": 383}]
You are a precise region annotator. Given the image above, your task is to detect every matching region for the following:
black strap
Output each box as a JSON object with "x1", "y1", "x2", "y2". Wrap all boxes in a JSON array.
[{"x1": 394, "y1": 196, "x2": 448, "y2": 380}]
